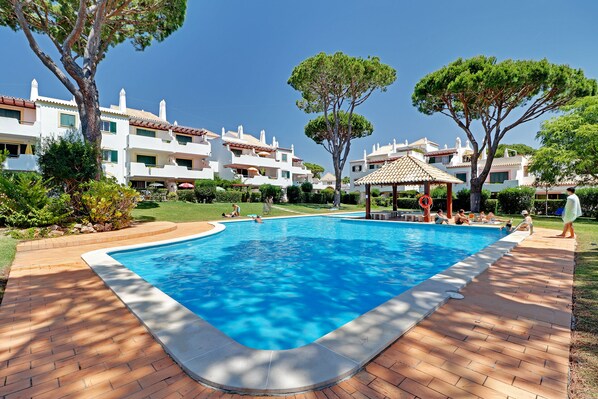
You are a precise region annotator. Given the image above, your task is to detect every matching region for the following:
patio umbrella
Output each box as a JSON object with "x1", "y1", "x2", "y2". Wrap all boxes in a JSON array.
[
  {"x1": 257, "y1": 151, "x2": 270, "y2": 157},
  {"x1": 149, "y1": 182, "x2": 164, "y2": 188},
  {"x1": 178, "y1": 182, "x2": 194, "y2": 189},
  {"x1": 25, "y1": 144, "x2": 33, "y2": 155}
]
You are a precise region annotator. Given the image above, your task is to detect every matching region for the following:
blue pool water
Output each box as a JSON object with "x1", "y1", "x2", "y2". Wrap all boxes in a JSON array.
[{"x1": 111, "y1": 216, "x2": 504, "y2": 350}]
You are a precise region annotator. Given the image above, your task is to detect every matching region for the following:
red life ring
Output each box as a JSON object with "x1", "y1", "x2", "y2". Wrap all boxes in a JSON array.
[{"x1": 418, "y1": 194, "x2": 433, "y2": 209}]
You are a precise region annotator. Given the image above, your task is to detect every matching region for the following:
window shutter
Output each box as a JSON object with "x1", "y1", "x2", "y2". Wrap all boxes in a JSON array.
[
  {"x1": 111, "y1": 150, "x2": 118, "y2": 163},
  {"x1": 110, "y1": 122, "x2": 117, "y2": 133}
]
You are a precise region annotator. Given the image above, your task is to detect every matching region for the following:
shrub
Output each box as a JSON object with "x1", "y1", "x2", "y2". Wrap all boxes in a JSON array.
[
  {"x1": 341, "y1": 191, "x2": 361, "y2": 205},
  {"x1": 310, "y1": 193, "x2": 324, "y2": 204},
  {"x1": 214, "y1": 190, "x2": 243, "y2": 203},
  {"x1": 259, "y1": 184, "x2": 283, "y2": 203},
  {"x1": 300, "y1": 181, "x2": 313, "y2": 193},
  {"x1": 250, "y1": 192, "x2": 262, "y2": 202},
  {"x1": 576, "y1": 187, "x2": 598, "y2": 218},
  {"x1": 455, "y1": 188, "x2": 490, "y2": 211},
  {"x1": 177, "y1": 189, "x2": 196, "y2": 202},
  {"x1": 430, "y1": 186, "x2": 456, "y2": 199},
  {"x1": 497, "y1": 187, "x2": 536, "y2": 215},
  {"x1": 485, "y1": 199, "x2": 499, "y2": 214},
  {"x1": 371, "y1": 188, "x2": 381, "y2": 197},
  {"x1": 80, "y1": 180, "x2": 140, "y2": 229},
  {"x1": 37, "y1": 129, "x2": 98, "y2": 193},
  {"x1": 194, "y1": 179, "x2": 217, "y2": 203},
  {"x1": 286, "y1": 185, "x2": 302, "y2": 203},
  {"x1": 399, "y1": 189, "x2": 419, "y2": 198},
  {"x1": 166, "y1": 191, "x2": 178, "y2": 201},
  {"x1": 321, "y1": 188, "x2": 335, "y2": 203},
  {"x1": 374, "y1": 196, "x2": 389, "y2": 207},
  {"x1": 0, "y1": 172, "x2": 72, "y2": 228},
  {"x1": 396, "y1": 198, "x2": 418, "y2": 209},
  {"x1": 533, "y1": 199, "x2": 566, "y2": 215}
]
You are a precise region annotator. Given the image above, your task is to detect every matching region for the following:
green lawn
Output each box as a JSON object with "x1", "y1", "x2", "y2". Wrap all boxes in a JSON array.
[
  {"x1": 132, "y1": 201, "x2": 364, "y2": 223},
  {"x1": 0, "y1": 233, "x2": 17, "y2": 303}
]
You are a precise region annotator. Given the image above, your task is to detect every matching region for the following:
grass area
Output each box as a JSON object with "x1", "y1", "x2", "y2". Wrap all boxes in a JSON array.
[
  {"x1": 132, "y1": 201, "x2": 364, "y2": 223},
  {"x1": 0, "y1": 233, "x2": 17, "y2": 303}
]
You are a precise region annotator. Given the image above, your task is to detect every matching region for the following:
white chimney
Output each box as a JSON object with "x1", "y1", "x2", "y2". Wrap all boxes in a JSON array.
[
  {"x1": 376, "y1": 143, "x2": 380, "y2": 150},
  {"x1": 221, "y1": 127, "x2": 226, "y2": 136},
  {"x1": 291, "y1": 144, "x2": 294, "y2": 154},
  {"x1": 465, "y1": 140, "x2": 471, "y2": 149},
  {"x1": 363, "y1": 149, "x2": 367, "y2": 160},
  {"x1": 372, "y1": 144, "x2": 375, "y2": 152},
  {"x1": 392, "y1": 139, "x2": 397, "y2": 152},
  {"x1": 159, "y1": 99, "x2": 167, "y2": 121},
  {"x1": 424, "y1": 137, "x2": 428, "y2": 144},
  {"x1": 456, "y1": 137, "x2": 462, "y2": 148},
  {"x1": 272, "y1": 135, "x2": 277, "y2": 147},
  {"x1": 238, "y1": 125, "x2": 244, "y2": 140},
  {"x1": 405, "y1": 139, "x2": 409, "y2": 145},
  {"x1": 30, "y1": 79, "x2": 38, "y2": 101},
  {"x1": 174, "y1": 121, "x2": 178, "y2": 126},
  {"x1": 444, "y1": 144, "x2": 448, "y2": 149},
  {"x1": 119, "y1": 88, "x2": 126, "y2": 111},
  {"x1": 260, "y1": 129, "x2": 266, "y2": 143},
  {"x1": 504, "y1": 147, "x2": 510, "y2": 158}
]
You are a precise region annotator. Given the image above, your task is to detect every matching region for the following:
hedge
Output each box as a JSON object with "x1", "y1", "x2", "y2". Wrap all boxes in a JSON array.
[
  {"x1": 259, "y1": 184, "x2": 283, "y2": 203},
  {"x1": 533, "y1": 199, "x2": 566, "y2": 215},
  {"x1": 341, "y1": 192, "x2": 360, "y2": 205},
  {"x1": 497, "y1": 187, "x2": 535, "y2": 214},
  {"x1": 577, "y1": 187, "x2": 598, "y2": 218},
  {"x1": 194, "y1": 179, "x2": 217, "y2": 203},
  {"x1": 214, "y1": 190, "x2": 243, "y2": 203},
  {"x1": 177, "y1": 189, "x2": 196, "y2": 203},
  {"x1": 286, "y1": 185, "x2": 302, "y2": 203}
]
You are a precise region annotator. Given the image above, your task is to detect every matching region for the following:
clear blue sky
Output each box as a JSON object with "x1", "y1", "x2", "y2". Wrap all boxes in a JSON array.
[{"x1": 1, "y1": 0, "x2": 596, "y2": 173}]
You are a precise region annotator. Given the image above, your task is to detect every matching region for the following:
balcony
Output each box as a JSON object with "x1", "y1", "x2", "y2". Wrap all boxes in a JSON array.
[
  {"x1": 231, "y1": 153, "x2": 280, "y2": 169},
  {"x1": 129, "y1": 162, "x2": 213, "y2": 180},
  {"x1": 235, "y1": 174, "x2": 291, "y2": 187},
  {"x1": 3, "y1": 154, "x2": 38, "y2": 172},
  {"x1": 128, "y1": 134, "x2": 211, "y2": 157},
  {"x1": 0, "y1": 118, "x2": 40, "y2": 139}
]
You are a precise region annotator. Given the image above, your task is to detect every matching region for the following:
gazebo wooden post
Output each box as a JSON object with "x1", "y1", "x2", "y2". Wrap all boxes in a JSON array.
[
  {"x1": 365, "y1": 184, "x2": 371, "y2": 219},
  {"x1": 446, "y1": 183, "x2": 453, "y2": 218},
  {"x1": 423, "y1": 182, "x2": 431, "y2": 222},
  {"x1": 392, "y1": 184, "x2": 398, "y2": 212}
]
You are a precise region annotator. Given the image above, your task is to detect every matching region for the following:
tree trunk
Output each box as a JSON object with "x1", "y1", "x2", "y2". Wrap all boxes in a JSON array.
[
  {"x1": 333, "y1": 161, "x2": 342, "y2": 207},
  {"x1": 470, "y1": 178, "x2": 483, "y2": 212},
  {"x1": 76, "y1": 81, "x2": 103, "y2": 179}
]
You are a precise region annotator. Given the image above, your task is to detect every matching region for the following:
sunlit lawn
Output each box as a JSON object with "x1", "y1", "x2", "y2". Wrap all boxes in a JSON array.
[{"x1": 0, "y1": 233, "x2": 17, "y2": 303}]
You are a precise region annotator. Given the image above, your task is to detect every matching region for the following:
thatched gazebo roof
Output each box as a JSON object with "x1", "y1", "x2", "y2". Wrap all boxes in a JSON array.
[{"x1": 355, "y1": 155, "x2": 463, "y2": 186}]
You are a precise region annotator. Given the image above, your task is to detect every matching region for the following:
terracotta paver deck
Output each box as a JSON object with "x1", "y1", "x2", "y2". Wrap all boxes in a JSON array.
[{"x1": 0, "y1": 225, "x2": 575, "y2": 399}]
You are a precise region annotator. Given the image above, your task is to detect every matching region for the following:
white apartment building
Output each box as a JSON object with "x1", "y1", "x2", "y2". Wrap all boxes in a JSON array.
[
  {"x1": 349, "y1": 136, "x2": 536, "y2": 196},
  {"x1": 212, "y1": 126, "x2": 313, "y2": 188},
  {"x1": 1, "y1": 80, "x2": 217, "y2": 190}
]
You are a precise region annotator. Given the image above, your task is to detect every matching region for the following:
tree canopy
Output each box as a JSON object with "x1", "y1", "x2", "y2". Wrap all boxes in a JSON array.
[
  {"x1": 303, "y1": 162, "x2": 324, "y2": 179},
  {"x1": 0, "y1": 0, "x2": 187, "y2": 174},
  {"x1": 288, "y1": 52, "x2": 395, "y2": 205},
  {"x1": 534, "y1": 96, "x2": 598, "y2": 183},
  {"x1": 495, "y1": 143, "x2": 536, "y2": 158},
  {"x1": 412, "y1": 55, "x2": 596, "y2": 211},
  {"x1": 304, "y1": 112, "x2": 374, "y2": 150}
]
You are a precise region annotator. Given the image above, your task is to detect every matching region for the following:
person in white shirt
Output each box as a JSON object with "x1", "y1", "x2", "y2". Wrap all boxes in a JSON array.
[
  {"x1": 514, "y1": 210, "x2": 534, "y2": 235},
  {"x1": 556, "y1": 187, "x2": 582, "y2": 238}
]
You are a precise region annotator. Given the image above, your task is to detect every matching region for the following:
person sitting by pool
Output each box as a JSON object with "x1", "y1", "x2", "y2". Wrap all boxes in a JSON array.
[
  {"x1": 513, "y1": 210, "x2": 534, "y2": 234},
  {"x1": 487, "y1": 212, "x2": 497, "y2": 222},
  {"x1": 435, "y1": 210, "x2": 449, "y2": 224},
  {"x1": 454, "y1": 209, "x2": 470, "y2": 225},
  {"x1": 222, "y1": 203, "x2": 241, "y2": 218},
  {"x1": 478, "y1": 211, "x2": 487, "y2": 223}
]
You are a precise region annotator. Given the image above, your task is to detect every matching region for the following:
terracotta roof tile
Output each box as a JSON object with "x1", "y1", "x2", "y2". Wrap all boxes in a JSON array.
[{"x1": 355, "y1": 155, "x2": 464, "y2": 185}]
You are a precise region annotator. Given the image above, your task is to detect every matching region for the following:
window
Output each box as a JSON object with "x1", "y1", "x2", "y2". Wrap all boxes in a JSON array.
[
  {"x1": 137, "y1": 128, "x2": 156, "y2": 138},
  {"x1": 231, "y1": 149, "x2": 242, "y2": 157},
  {"x1": 0, "y1": 108, "x2": 21, "y2": 121},
  {"x1": 282, "y1": 170, "x2": 290, "y2": 179},
  {"x1": 176, "y1": 134, "x2": 193, "y2": 144},
  {"x1": 490, "y1": 172, "x2": 509, "y2": 184},
  {"x1": 59, "y1": 113, "x2": 76, "y2": 128},
  {"x1": 100, "y1": 121, "x2": 117, "y2": 133},
  {"x1": 428, "y1": 156, "x2": 436, "y2": 164},
  {"x1": 369, "y1": 164, "x2": 376, "y2": 170},
  {"x1": 176, "y1": 158, "x2": 193, "y2": 168},
  {"x1": 352, "y1": 165, "x2": 362, "y2": 172},
  {"x1": 0, "y1": 143, "x2": 19, "y2": 157},
  {"x1": 462, "y1": 155, "x2": 472, "y2": 162},
  {"x1": 102, "y1": 150, "x2": 118, "y2": 163},
  {"x1": 456, "y1": 173, "x2": 467, "y2": 182},
  {"x1": 281, "y1": 154, "x2": 288, "y2": 162},
  {"x1": 19, "y1": 144, "x2": 35, "y2": 155},
  {"x1": 137, "y1": 155, "x2": 157, "y2": 166}
]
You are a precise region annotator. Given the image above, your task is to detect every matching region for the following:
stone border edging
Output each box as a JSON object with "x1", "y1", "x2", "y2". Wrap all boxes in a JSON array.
[{"x1": 81, "y1": 218, "x2": 530, "y2": 395}]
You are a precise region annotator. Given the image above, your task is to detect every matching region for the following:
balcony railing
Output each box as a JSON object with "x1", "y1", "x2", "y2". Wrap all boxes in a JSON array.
[
  {"x1": 3, "y1": 154, "x2": 38, "y2": 172},
  {"x1": 129, "y1": 162, "x2": 213, "y2": 180},
  {"x1": 232, "y1": 153, "x2": 280, "y2": 169},
  {"x1": 128, "y1": 135, "x2": 211, "y2": 157},
  {"x1": 0, "y1": 117, "x2": 40, "y2": 138}
]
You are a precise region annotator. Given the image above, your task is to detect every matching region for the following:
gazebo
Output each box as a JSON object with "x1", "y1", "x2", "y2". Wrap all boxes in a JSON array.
[{"x1": 355, "y1": 155, "x2": 464, "y2": 221}]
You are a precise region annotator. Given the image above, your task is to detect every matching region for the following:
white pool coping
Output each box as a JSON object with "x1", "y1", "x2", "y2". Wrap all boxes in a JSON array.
[{"x1": 81, "y1": 216, "x2": 530, "y2": 395}]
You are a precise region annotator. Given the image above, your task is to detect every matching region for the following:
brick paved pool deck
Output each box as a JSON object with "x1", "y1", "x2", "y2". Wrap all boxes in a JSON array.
[{"x1": 0, "y1": 222, "x2": 575, "y2": 399}]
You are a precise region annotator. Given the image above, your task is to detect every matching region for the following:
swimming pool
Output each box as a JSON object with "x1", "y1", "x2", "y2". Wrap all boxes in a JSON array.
[{"x1": 110, "y1": 216, "x2": 504, "y2": 350}]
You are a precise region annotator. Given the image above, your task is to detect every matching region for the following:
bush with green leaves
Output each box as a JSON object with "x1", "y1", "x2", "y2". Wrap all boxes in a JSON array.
[
  {"x1": 0, "y1": 172, "x2": 72, "y2": 227},
  {"x1": 259, "y1": 184, "x2": 283, "y2": 202},
  {"x1": 576, "y1": 187, "x2": 598, "y2": 218},
  {"x1": 497, "y1": 187, "x2": 536, "y2": 215},
  {"x1": 374, "y1": 196, "x2": 389, "y2": 207},
  {"x1": 250, "y1": 192, "x2": 262, "y2": 202},
  {"x1": 194, "y1": 179, "x2": 217, "y2": 203},
  {"x1": 166, "y1": 191, "x2": 178, "y2": 201},
  {"x1": 177, "y1": 189, "x2": 196, "y2": 203},
  {"x1": 37, "y1": 130, "x2": 98, "y2": 193},
  {"x1": 371, "y1": 188, "x2": 381, "y2": 197},
  {"x1": 286, "y1": 185, "x2": 302, "y2": 203},
  {"x1": 321, "y1": 188, "x2": 335, "y2": 203},
  {"x1": 214, "y1": 190, "x2": 243, "y2": 203},
  {"x1": 300, "y1": 181, "x2": 313, "y2": 193},
  {"x1": 80, "y1": 180, "x2": 140, "y2": 229},
  {"x1": 341, "y1": 191, "x2": 361, "y2": 205},
  {"x1": 533, "y1": 199, "x2": 566, "y2": 215},
  {"x1": 455, "y1": 188, "x2": 490, "y2": 211},
  {"x1": 399, "y1": 190, "x2": 419, "y2": 198}
]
